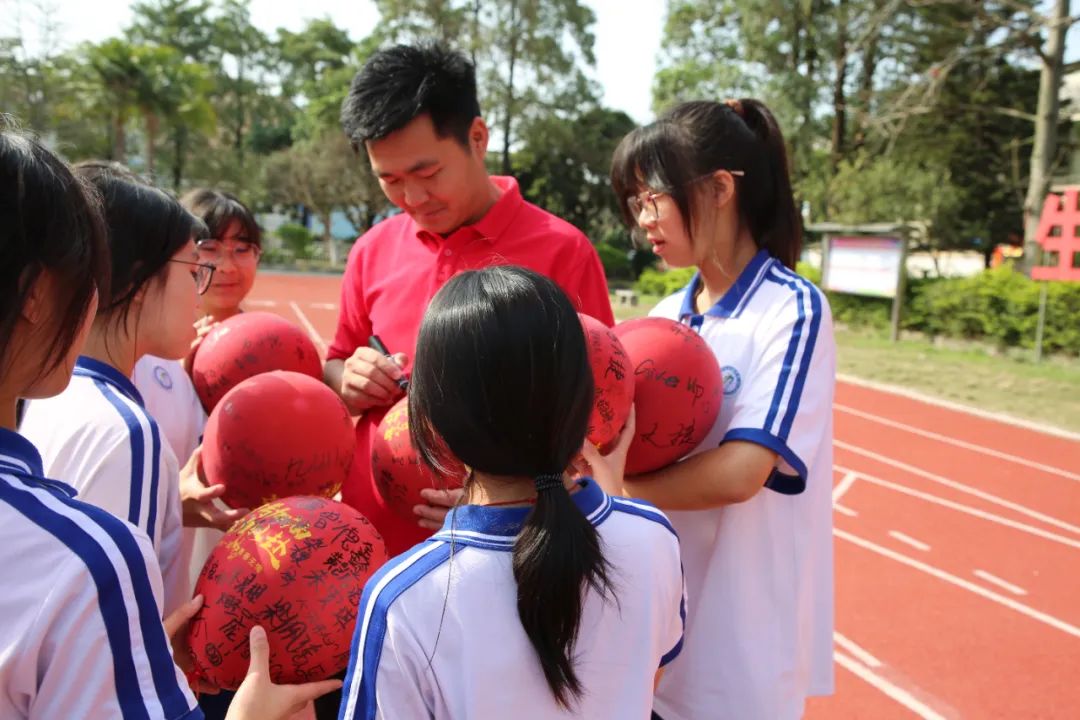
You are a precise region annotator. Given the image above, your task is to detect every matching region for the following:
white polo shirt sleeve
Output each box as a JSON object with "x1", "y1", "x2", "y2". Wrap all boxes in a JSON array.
[{"x1": 722, "y1": 268, "x2": 835, "y2": 491}]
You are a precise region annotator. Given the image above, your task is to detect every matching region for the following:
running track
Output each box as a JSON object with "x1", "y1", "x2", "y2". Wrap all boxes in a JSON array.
[{"x1": 250, "y1": 272, "x2": 1080, "y2": 719}]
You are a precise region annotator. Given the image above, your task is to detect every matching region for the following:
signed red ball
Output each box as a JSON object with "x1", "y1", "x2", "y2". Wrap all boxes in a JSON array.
[
  {"x1": 191, "y1": 311, "x2": 322, "y2": 412},
  {"x1": 579, "y1": 313, "x2": 634, "y2": 450},
  {"x1": 613, "y1": 317, "x2": 722, "y2": 474},
  {"x1": 202, "y1": 371, "x2": 354, "y2": 510},
  {"x1": 371, "y1": 396, "x2": 465, "y2": 520},
  {"x1": 188, "y1": 496, "x2": 388, "y2": 689}
]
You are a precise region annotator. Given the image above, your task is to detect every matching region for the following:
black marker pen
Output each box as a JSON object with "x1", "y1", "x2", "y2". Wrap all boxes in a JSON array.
[{"x1": 368, "y1": 334, "x2": 409, "y2": 391}]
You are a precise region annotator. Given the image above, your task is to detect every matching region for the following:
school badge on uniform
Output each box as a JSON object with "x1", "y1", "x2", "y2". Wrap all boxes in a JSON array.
[
  {"x1": 153, "y1": 364, "x2": 173, "y2": 390},
  {"x1": 721, "y1": 365, "x2": 741, "y2": 396}
]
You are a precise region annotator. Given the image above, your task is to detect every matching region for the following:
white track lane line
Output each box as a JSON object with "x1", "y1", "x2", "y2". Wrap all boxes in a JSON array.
[
  {"x1": 289, "y1": 301, "x2": 328, "y2": 354},
  {"x1": 835, "y1": 463, "x2": 1080, "y2": 551},
  {"x1": 833, "y1": 471, "x2": 858, "y2": 503},
  {"x1": 836, "y1": 528, "x2": 1080, "y2": 639},
  {"x1": 245, "y1": 299, "x2": 277, "y2": 307},
  {"x1": 973, "y1": 570, "x2": 1028, "y2": 596},
  {"x1": 835, "y1": 403, "x2": 1080, "y2": 482},
  {"x1": 835, "y1": 441, "x2": 1080, "y2": 537},
  {"x1": 889, "y1": 530, "x2": 931, "y2": 552},
  {"x1": 834, "y1": 504, "x2": 859, "y2": 517},
  {"x1": 833, "y1": 651, "x2": 951, "y2": 720}
]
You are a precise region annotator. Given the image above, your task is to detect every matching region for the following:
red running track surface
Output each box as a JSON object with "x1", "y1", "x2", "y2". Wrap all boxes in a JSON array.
[{"x1": 249, "y1": 272, "x2": 1080, "y2": 719}]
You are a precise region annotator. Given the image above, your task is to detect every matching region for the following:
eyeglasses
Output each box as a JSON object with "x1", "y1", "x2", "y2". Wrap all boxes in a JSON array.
[
  {"x1": 626, "y1": 170, "x2": 746, "y2": 224},
  {"x1": 196, "y1": 238, "x2": 262, "y2": 266},
  {"x1": 170, "y1": 259, "x2": 216, "y2": 295}
]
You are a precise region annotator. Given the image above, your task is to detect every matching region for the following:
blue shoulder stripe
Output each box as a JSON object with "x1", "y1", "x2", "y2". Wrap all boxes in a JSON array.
[
  {"x1": 761, "y1": 268, "x2": 821, "y2": 441},
  {"x1": 609, "y1": 497, "x2": 678, "y2": 538},
  {"x1": 94, "y1": 380, "x2": 152, "y2": 541},
  {"x1": 341, "y1": 541, "x2": 452, "y2": 720},
  {"x1": 775, "y1": 267, "x2": 823, "y2": 441},
  {"x1": 0, "y1": 481, "x2": 192, "y2": 718}
]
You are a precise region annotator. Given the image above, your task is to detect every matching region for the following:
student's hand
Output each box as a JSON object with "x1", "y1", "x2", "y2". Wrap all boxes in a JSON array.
[
  {"x1": 179, "y1": 447, "x2": 249, "y2": 530},
  {"x1": 339, "y1": 347, "x2": 408, "y2": 414},
  {"x1": 415, "y1": 488, "x2": 465, "y2": 531},
  {"x1": 579, "y1": 405, "x2": 636, "y2": 497},
  {"x1": 225, "y1": 626, "x2": 343, "y2": 720},
  {"x1": 181, "y1": 316, "x2": 217, "y2": 371},
  {"x1": 164, "y1": 594, "x2": 219, "y2": 695}
]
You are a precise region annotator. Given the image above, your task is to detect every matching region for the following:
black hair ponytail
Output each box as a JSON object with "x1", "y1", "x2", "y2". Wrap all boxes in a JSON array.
[{"x1": 409, "y1": 266, "x2": 614, "y2": 708}]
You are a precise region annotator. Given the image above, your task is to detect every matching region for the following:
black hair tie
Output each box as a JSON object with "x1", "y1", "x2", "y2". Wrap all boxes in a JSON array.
[{"x1": 534, "y1": 473, "x2": 564, "y2": 493}]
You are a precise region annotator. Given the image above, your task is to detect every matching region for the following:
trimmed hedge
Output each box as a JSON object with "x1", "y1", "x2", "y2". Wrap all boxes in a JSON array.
[
  {"x1": 634, "y1": 262, "x2": 1080, "y2": 355},
  {"x1": 795, "y1": 262, "x2": 1080, "y2": 357}
]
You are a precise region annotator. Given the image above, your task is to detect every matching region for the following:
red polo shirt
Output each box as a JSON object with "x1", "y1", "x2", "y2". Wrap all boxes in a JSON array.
[{"x1": 328, "y1": 176, "x2": 614, "y2": 555}]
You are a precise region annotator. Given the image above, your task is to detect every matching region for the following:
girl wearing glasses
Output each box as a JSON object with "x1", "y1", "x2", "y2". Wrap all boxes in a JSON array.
[
  {"x1": 604, "y1": 99, "x2": 836, "y2": 720},
  {"x1": 19, "y1": 163, "x2": 234, "y2": 616}
]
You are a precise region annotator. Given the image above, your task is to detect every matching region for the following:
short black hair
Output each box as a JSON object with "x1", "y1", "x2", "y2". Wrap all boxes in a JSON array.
[
  {"x1": 180, "y1": 188, "x2": 261, "y2": 248},
  {"x1": 340, "y1": 41, "x2": 481, "y2": 148},
  {"x1": 73, "y1": 161, "x2": 206, "y2": 327},
  {"x1": 0, "y1": 129, "x2": 109, "y2": 381}
]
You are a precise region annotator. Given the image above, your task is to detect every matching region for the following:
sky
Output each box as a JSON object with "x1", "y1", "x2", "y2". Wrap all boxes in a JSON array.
[{"x1": 4, "y1": 0, "x2": 666, "y2": 124}]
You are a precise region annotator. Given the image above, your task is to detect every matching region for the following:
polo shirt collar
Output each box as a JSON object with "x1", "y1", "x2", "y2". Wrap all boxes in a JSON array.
[
  {"x1": 0, "y1": 427, "x2": 77, "y2": 497},
  {"x1": 679, "y1": 249, "x2": 774, "y2": 320},
  {"x1": 74, "y1": 356, "x2": 144, "y2": 407},
  {"x1": 414, "y1": 176, "x2": 522, "y2": 247},
  {"x1": 431, "y1": 478, "x2": 613, "y2": 551}
]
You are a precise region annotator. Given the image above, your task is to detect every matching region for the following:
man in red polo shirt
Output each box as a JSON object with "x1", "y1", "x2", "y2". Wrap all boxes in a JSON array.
[{"x1": 324, "y1": 42, "x2": 614, "y2": 557}]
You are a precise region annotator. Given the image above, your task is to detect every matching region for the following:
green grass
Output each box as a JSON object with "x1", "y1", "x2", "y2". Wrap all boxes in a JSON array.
[
  {"x1": 834, "y1": 327, "x2": 1080, "y2": 432},
  {"x1": 610, "y1": 294, "x2": 1080, "y2": 433},
  {"x1": 610, "y1": 293, "x2": 662, "y2": 321}
]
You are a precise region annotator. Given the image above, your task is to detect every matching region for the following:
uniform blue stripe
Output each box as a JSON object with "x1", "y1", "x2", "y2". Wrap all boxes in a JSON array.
[
  {"x1": 145, "y1": 420, "x2": 161, "y2": 549},
  {"x1": 0, "y1": 480, "x2": 193, "y2": 718},
  {"x1": 776, "y1": 268, "x2": 823, "y2": 440},
  {"x1": 94, "y1": 379, "x2": 148, "y2": 538},
  {"x1": 341, "y1": 542, "x2": 453, "y2": 720},
  {"x1": 762, "y1": 270, "x2": 808, "y2": 437},
  {"x1": 609, "y1": 497, "x2": 678, "y2": 538}
]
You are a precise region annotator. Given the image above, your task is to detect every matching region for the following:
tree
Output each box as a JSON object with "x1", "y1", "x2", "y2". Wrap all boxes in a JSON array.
[
  {"x1": 1022, "y1": 0, "x2": 1073, "y2": 272},
  {"x1": 263, "y1": 131, "x2": 391, "y2": 264},
  {"x1": 514, "y1": 106, "x2": 636, "y2": 240},
  {"x1": 373, "y1": 0, "x2": 601, "y2": 174},
  {"x1": 85, "y1": 38, "x2": 143, "y2": 161},
  {"x1": 127, "y1": 0, "x2": 215, "y2": 60}
]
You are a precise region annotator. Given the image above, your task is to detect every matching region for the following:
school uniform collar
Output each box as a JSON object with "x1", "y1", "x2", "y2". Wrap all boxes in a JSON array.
[
  {"x1": 74, "y1": 356, "x2": 144, "y2": 407},
  {"x1": 415, "y1": 176, "x2": 522, "y2": 248},
  {"x1": 431, "y1": 478, "x2": 613, "y2": 551},
  {"x1": 679, "y1": 249, "x2": 775, "y2": 320},
  {"x1": 0, "y1": 427, "x2": 76, "y2": 497}
]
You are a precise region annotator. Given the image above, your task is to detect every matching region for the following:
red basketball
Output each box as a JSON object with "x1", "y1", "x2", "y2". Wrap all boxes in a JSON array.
[
  {"x1": 202, "y1": 371, "x2": 354, "y2": 510},
  {"x1": 188, "y1": 496, "x2": 388, "y2": 689},
  {"x1": 579, "y1": 313, "x2": 634, "y2": 449},
  {"x1": 371, "y1": 396, "x2": 465, "y2": 520},
  {"x1": 613, "y1": 317, "x2": 723, "y2": 474},
  {"x1": 191, "y1": 311, "x2": 322, "y2": 412}
]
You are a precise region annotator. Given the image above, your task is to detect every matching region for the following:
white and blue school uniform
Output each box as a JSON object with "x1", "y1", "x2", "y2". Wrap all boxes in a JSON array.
[
  {"x1": 20, "y1": 356, "x2": 189, "y2": 616},
  {"x1": 0, "y1": 428, "x2": 201, "y2": 719},
  {"x1": 133, "y1": 355, "x2": 218, "y2": 593},
  {"x1": 339, "y1": 479, "x2": 686, "y2": 720},
  {"x1": 650, "y1": 250, "x2": 836, "y2": 720}
]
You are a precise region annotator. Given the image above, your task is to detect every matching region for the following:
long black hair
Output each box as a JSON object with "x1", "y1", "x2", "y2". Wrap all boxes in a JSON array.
[
  {"x1": 73, "y1": 161, "x2": 206, "y2": 329},
  {"x1": 611, "y1": 98, "x2": 801, "y2": 269},
  {"x1": 0, "y1": 130, "x2": 109, "y2": 382},
  {"x1": 409, "y1": 265, "x2": 613, "y2": 707}
]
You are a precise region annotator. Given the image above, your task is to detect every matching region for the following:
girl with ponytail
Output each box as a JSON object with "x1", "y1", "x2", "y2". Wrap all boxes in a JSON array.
[
  {"x1": 338, "y1": 265, "x2": 685, "y2": 719},
  {"x1": 607, "y1": 100, "x2": 837, "y2": 720}
]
